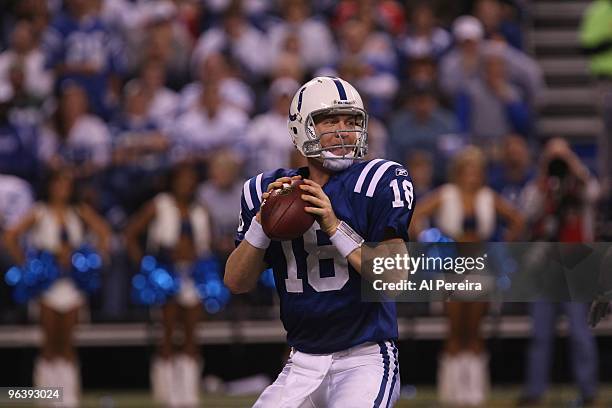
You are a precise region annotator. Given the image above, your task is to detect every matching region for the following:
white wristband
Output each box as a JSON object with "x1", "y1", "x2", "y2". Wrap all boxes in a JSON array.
[
  {"x1": 245, "y1": 218, "x2": 271, "y2": 249},
  {"x1": 330, "y1": 221, "x2": 364, "y2": 258}
]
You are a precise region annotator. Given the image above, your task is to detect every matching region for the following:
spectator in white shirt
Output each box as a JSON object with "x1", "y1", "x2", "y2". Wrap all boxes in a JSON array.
[
  {"x1": 139, "y1": 14, "x2": 193, "y2": 88},
  {"x1": 245, "y1": 77, "x2": 300, "y2": 175},
  {"x1": 267, "y1": 0, "x2": 336, "y2": 73},
  {"x1": 197, "y1": 149, "x2": 244, "y2": 260},
  {"x1": 179, "y1": 51, "x2": 254, "y2": 115},
  {"x1": 0, "y1": 173, "x2": 33, "y2": 315},
  {"x1": 43, "y1": 82, "x2": 112, "y2": 176},
  {"x1": 173, "y1": 82, "x2": 248, "y2": 160},
  {"x1": 440, "y1": 15, "x2": 543, "y2": 105},
  {"x1": 0, "y1": 20, "x2": 53, "y2": 102},
  {"x1": 139, "y1": 59, "x2": 179, "y2": 131},
  {"x1": 0, "y1": 173, "x2": 33, "y2": 231},
  {"x1": 192, "y1": 5, "x2": 270, "y2": 80},
  {"x1": 337, "y1": 18, "x2": 399, "y2": 118},
  {"x1": 272, "y1": 51, "x2": 305, "y2": 83}
]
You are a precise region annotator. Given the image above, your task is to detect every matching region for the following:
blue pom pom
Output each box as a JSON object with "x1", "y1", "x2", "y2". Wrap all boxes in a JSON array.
[
  {"x1": 87, "y1": 253, "x2": 102, "y2": 269},
  {"x1": 70, "y1": 246, "x2": 103, "y2": 295},
  {"x1": 4, "y1": 267, "x2": 22, "y2": 286},
  {"x1": 72, "y1": 253, "x2": 86, "y2": 271},
  {"x1": 131, "y1": 255, "x2": 231, "y2": 310},
  {"x1": 131, "y1": 255, "x2": 179, "y2": 305},
  {"x1": 132, "y1": 274, "x2": 146, "y2": 290},
  {"x1": 141, "y1": 255, "x2": 156, "y2": 272},
  {"x1": 191, "y1": 256, "x2": 231, "y2": 313},
  {"x1": 151, "y1": 268, "x2": 175, "y2": 291},
  {"x1": 419, "y1": 228, "x2": 454, "y2": 243},
  {"x1": 29, "y1": 259, "x2": 43, "y2": 274},
  {"x1": 6, "y1": 250, "x2": 63, "y2": 303},
  {"x1": 141, "y1": 288, "x2": 156, "y2": 305}
]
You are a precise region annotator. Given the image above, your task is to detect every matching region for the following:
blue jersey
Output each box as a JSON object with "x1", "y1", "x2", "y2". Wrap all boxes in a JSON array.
[
  {"x1": 0, "y1": 121, "x2": 40, "y2": 182},
  {"x1": 235, "y1": 159, "x2": 415, "y2": 353},
  {"x1": 42, "y1": 13, "x2": 125, "y2": 118}
]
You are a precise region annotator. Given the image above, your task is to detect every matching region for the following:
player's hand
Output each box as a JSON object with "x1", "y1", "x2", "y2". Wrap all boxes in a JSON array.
[
  {"x1": 299, "y1": 179, "x2": 340, "y2": 236},
  {"x1": 255, "y1": 175, "x2": 302, "y2": 223},
  {"x1": 589, "y1": 297, "x2": 611, "y2": 328}
]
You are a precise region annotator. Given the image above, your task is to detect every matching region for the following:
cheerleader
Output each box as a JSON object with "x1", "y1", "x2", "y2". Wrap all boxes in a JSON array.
[
  {"x1": 125, "y1": 162, "x2": 211, "y2": 407},
  {"x1": 3, "y1": 169, "x2": 111, "y2": 407},
  {"x1": 411, "y1": 147, "x2": 524, "y2": 406}
]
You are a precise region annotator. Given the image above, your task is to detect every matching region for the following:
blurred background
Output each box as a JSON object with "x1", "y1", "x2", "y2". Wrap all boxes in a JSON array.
[{"x1": 0, "y1": 0, "x2": 611, "y2": 406}]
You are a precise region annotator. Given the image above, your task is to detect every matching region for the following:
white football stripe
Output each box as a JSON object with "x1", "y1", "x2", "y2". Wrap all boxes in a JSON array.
[
  {"x1": 381, "y1": 340, "x2": 399, "y2": 406},
  {"x1": 366, "y1": 161, "x2": 399, "y2": 197},
  {"x1": 255, "y1": 173, "x2": 263, "y2": 204},
  {"x1": 243, "y1": 179, "x2": 254, "y2": 210},
  {"x1": 354, "y1": 159, "x2": 384, "y2": 193}
]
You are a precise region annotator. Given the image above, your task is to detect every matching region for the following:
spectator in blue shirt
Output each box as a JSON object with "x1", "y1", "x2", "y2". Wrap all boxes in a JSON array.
[
  {"x1": 388, "y1": 83, "x2": 458, "y2": 184},
  {"x1": 0, "y1": 101, "x2": 40, "y2": 182},
  {"x1": 42, "y1": 0, "x2": 125, "y2": 119},
  {"x1": 109, "y1": 80, "x2": 169, "y2": 215},
  {"x1": 487, "y1": 134, "x2": 534, "y2": 206},
  {"x1": 397, "y1": 2, "x2": 452, "y2": 62},
  {"x1": 455, "y1": 47, "x2": 531, "y2": 149},
  {"x1": 474, "y1": 0, "x2": 523, "y2": 50}
]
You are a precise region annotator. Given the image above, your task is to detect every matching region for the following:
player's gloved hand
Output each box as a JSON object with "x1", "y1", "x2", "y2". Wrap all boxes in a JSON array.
[
  {"x1": 588, "y1": 294, "x2": 612, "y2": 328},
  {"x1": 256, "y1": 175, "x2": 302, "y2": 223},
  {"x1": 299, "y1": 179, "x2": 340, "y2": 236}
]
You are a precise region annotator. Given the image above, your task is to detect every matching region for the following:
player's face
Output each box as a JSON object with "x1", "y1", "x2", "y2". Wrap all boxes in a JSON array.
[{"x1": 315, "y1": 114, "x2": 358, "y2": 156}]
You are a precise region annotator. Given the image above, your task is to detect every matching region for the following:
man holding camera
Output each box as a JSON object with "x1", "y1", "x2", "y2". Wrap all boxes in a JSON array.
[{"x1": 518, "y1": 138, "x2": 601, "y2": 406}]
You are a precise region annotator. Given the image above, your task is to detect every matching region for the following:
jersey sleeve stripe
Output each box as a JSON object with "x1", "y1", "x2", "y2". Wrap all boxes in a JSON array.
[
  {"x1": 365, "y1": 161, "x2": 400, "y2": 197},
  {"x1": 243, "y1": 179, "x2": 254, "y2": 210},
  {"x1": 255, "y1": 173, "x2": 263, "y2": 204},
  {"x1": 354, "y1": 158, "x2": 384, "y2": 193}
]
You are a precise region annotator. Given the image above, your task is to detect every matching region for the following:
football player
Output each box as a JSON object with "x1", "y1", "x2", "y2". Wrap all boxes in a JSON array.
[{"x1": 225, "y1": 77, "x2": 415, "y2": 407}]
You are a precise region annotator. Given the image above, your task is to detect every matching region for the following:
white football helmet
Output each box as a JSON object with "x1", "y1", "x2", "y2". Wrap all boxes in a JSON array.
[{"x1": 287, "y1": 77, "x2": 368, "y2": 170}]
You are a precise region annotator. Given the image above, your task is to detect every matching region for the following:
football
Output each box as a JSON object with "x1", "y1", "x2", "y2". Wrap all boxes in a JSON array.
[{"x1": 261, "y1": 179, "x2": 315, "y2": 240}]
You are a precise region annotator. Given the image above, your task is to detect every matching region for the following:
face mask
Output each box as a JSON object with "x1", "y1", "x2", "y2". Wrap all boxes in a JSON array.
[{"x1": 321, "y1": 150, "x2": 354, "y2": 171}]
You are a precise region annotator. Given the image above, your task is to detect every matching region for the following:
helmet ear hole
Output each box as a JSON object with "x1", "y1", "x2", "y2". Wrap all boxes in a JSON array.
[{"x1": 292, "y1": 127, "x2": 298, "y2": 135}]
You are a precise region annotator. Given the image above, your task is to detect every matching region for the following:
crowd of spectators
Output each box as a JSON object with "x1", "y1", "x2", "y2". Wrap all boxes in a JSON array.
[{"x1": 0, "y1": 0, "x2": 606, "y2": 322}]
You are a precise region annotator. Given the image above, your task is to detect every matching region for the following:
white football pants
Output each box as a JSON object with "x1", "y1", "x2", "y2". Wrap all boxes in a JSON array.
[{"x1": 253, "y1": 340, "x2": 400, "y2": 408}]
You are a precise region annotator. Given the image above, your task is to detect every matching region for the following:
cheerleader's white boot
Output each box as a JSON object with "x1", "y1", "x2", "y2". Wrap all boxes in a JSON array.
[
  {"x1": 438, "y1": 353, "x2": 462, "y2": 406},
  {"x1": 170, "y1": 354, "x2": 201, "y2": 407},
  {"x1": 33, "y1": 358, "x2": 53, "y2": 389},
  {"x1": 33, "y1": 358, "x2": 56, "y2": 407},
  {"x1": 55, "y1": 359, "x2": 80, "y2": 408},
  {"x1": 463, "y1": 352, "x2": 489, "y2": 407},
  {"x1": 151, "y1": 356, "x2": 173, "y2": 405}
]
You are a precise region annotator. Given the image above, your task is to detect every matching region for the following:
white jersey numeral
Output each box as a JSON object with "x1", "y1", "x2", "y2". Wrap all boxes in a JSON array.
[
  {"x1": 389, "y1": 179, "x2": 414, "y2": 209},
  {"x1": 280, "y1": 223, "x2": 349, "y2": 293},
  {"x1": 237, "y1": 211, "x2": 245, "y2": 232},
  {"x1": 282, "y1": 241, "x2": 303, "y2": 293}
]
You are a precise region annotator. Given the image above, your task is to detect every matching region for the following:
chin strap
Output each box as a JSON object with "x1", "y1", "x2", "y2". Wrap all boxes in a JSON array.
[{"x1": 321, "y1": 151, "x2": 354, "y2": 171}]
